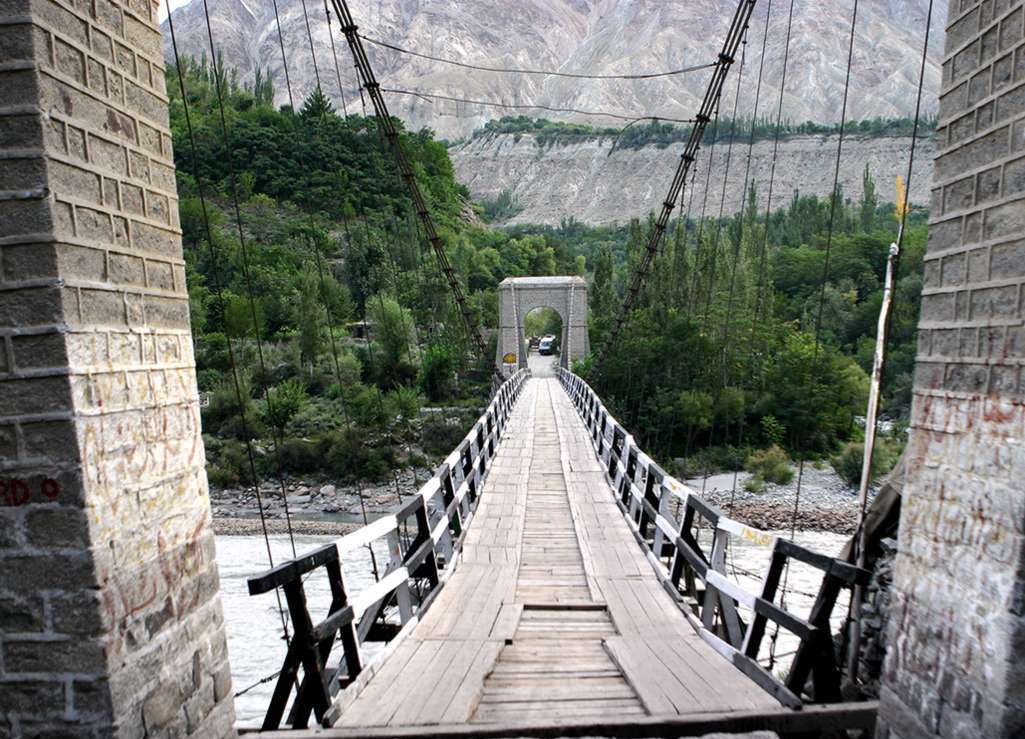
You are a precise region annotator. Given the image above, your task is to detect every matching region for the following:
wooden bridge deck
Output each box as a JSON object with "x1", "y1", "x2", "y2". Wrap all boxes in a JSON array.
[{"x1": 327, "y1": 378, "x2": 783, "y2": 732}]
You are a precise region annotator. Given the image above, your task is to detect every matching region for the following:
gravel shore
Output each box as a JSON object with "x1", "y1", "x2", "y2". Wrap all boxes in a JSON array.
[
  {"x1": 210, "y1": 462, "x2": 866, "y2": 537},
  {"x1": 210, "y1": 466, "x2": 431, "y2": 536},
  {"x1": 684, "y1": 465, "x2": 869, "y2": 535}
]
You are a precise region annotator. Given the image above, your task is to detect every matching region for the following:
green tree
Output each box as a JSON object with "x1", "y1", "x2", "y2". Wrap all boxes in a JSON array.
[
  {"x1": 300, "y1": 86, "x2": 334, "y2": 120},
  {"x1": 859, "y1": 164, "x2": 877, "y2": 232}
]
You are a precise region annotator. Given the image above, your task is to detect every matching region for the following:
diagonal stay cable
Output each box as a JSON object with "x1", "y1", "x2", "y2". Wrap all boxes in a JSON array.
[{"x1": 588, "y1": 0, "x2": 757, "y2": 380}]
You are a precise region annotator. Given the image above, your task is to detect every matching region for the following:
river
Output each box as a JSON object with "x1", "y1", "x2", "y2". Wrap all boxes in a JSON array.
[{"x1": 217, "y1": 529, "x2": 849, "y2": 727}]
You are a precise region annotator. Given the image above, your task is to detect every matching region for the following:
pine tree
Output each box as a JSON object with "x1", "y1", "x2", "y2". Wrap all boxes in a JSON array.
[{"x1": 300, "y1": 86, "x2": 334, "y2": 120}]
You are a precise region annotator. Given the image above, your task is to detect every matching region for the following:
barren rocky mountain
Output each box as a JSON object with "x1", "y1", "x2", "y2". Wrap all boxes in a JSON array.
[
  {"x1": 450, "y1": 130, "x2": 935, "y2": 226},
  {"x1": 163, "y1": 0, "x2": 944, "y2": 140}
]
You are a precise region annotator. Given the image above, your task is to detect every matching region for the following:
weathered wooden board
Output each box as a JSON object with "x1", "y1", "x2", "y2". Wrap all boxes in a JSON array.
[{"x1": 333, "y1": 379, "x2": 792, "y2": 731}]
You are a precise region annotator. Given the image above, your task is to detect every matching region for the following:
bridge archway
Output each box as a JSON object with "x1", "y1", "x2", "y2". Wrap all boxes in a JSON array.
[{"x1": 496, "y1": 276, "x2": 588, "y2": 375}]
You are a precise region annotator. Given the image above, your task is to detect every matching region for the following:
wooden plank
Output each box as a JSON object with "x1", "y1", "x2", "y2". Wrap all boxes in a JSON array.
[
  {"x1": 270, "y1": 701, "x2": 876, "y2": 738},
  {"x1": 489, "y1": 603, "x2": 523, "y2": 641},
  {"x1": 440, "y1": 640, "x2": 504, "y2": 723},
  {"x1": 413, "y1": 642, "x2": 488, "y2": 725}
]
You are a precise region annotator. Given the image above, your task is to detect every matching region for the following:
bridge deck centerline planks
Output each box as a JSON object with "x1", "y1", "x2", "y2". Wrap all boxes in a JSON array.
[{"x1": 333, "y1": 378, "x2": 782, "y2": 730}]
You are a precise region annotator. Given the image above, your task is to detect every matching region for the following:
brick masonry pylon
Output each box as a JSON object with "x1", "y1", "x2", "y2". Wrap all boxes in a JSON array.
[
  {"x1": 0, "y1": 0, "x2": 235, "y2": 735},
  {"x1": 496, "y1": 276, "x2": 589, "y2": 375},
  {"x1": 879, "y1": 1, "x2": 1025, "y2": 737}
]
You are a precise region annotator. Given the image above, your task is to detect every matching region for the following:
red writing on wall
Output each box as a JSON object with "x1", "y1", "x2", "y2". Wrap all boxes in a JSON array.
[{"x1": 0, "y1": 479, "x2": 60, "y2": 506}]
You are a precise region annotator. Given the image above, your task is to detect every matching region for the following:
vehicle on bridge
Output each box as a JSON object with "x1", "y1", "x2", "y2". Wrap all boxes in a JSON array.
[{"x1": 538, "y1": 335, "x2": 555, "y2": 355}]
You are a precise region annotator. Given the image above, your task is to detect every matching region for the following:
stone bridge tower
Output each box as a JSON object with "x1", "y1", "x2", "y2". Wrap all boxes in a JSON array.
[
  {"x1": 496, "y1": 276, "x2": 589, "y2": 375},
  {"x1": 878, "y1": 2, "x2": 1025, "y2": 737},
  {"x1": 0, "y1": 0, "x2": 234, "y2": 735}
]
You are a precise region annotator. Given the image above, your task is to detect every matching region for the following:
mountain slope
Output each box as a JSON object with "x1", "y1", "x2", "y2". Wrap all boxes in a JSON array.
[
  {"x1": 163, "y1": 0, "x2": 944, "y2": 140},
  {"x1": 449, "y1": 130, "x2": 935, "y2": 226}
]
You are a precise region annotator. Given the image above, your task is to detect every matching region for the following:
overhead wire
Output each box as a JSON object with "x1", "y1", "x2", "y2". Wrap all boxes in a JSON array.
[
  {"x1": 165, "y1": 0, "x2": 295, "y2": 655},
  {"x1": 589, "y1": 0, "x2": 758, "y2": 378},
  {"x1": 769, "y1": 0, "x2": 861, "y2": 672},
  {"x1": 362, "y1": 33, "x2": 716, "y2": 80},
  {"x1": 383, "y1": 88, "x2": 697, "y2": 126},
  {"x1": 725, "y1": 0, "x2": 773, "y2": 512},
  {"x1": 843, "y1": 0, "x2": 936, "y2": 688}
]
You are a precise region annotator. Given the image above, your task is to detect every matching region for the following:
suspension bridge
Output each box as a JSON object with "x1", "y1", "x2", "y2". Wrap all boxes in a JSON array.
[
  {"x1": 248, "y1": 367, "x2": 875, "y2": 735},
  {"x1": 2, "y1": 0, "x2": 1023, "y2": 735}
]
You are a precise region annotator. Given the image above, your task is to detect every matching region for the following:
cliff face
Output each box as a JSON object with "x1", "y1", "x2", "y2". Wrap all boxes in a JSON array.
[
  {"x1": 449, "y1": 132, "x2": 935, "y2": 226},
  {"x1": 163, "y1": 0, "x2": 944, "y2": 140}
]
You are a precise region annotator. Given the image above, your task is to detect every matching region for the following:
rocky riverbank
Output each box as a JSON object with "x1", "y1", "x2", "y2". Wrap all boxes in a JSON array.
[
  {"x1": 211, "y1": 460, "x2": 867, "y2": 536},
  {"x1": 684, "y1": 464, "x2": 870, "y2": 535},
  {"x1": 209, "y1": 466, "x2": 432, "y2": 536}
]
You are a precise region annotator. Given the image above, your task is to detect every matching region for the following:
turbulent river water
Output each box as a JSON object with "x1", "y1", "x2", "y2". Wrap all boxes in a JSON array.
[{"x1": 217, "y1": 529, "x2": 849, "y2": 727}]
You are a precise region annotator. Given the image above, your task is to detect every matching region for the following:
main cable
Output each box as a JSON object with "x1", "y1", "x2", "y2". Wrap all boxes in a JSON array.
[
  {"x1": 385, "y1": 87, "x2": 696, "y2": 125},
  {"x1": 329, "y1": 0, "x2": 487, "y2": 356},
  {"x1": 588, "y1": 0, "x2": 757, "y2": 380},
  {"x1": 362, "y1": 33, "x2": 716, "y2": 80}
]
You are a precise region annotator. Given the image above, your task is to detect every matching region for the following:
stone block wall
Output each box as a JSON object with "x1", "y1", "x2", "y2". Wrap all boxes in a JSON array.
[
  {"x1": 878, "y1": 1, "x2": 1025, "y2": 737},
  {"x1": 496, "y1": 276, "x2": 589, "y2": 374},
  {"x1": 0, "y1": 0, "x2": 234, "y2": 735}
]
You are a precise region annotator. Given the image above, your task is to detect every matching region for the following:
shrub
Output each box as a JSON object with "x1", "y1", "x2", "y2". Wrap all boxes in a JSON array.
[
  {"x1": 278, "y1": 438, "x2": 322, "y2": 474},
  {"x1": 263, "y1": 378, "x2": 308, "y2": 432},
  {"x1": 418, "y1": 344, "x2": 457, "y2": 402},
  {"x1": 202, "y1": 371, "x2": 259, "y2": 438},
  {"x1": 743, "y1": 476, "x2": 765, "y2": 494},
  {"x1": 350, "y1": 384, "x2": 388, "y2": 429},
  {"x1": 760, "y1": 415, "x2": 786, "y2": 447},
  {"x1": 745, "y1": 445, "x2": 795, "y2": 486},
  {"x1": 206, "y1": 439, "x2": 255, "y2": 486},
  {"x1": 321, "y1": 430, "x2": 396, "y2": 481},
  {"x1": 832, "y1": 440, "x2": 901, "y2": 487},
  {"x1": 386, "y1": 386, "x2": 423, "y2": 429},
  {"x1": 421, "y1": 419, "x2": 467, "y2": 457}
]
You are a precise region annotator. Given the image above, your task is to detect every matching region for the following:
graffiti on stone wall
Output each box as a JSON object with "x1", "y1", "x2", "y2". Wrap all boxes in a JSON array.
[{"x1": 0, "y1": 478, "x2": 60, "y2": 506}]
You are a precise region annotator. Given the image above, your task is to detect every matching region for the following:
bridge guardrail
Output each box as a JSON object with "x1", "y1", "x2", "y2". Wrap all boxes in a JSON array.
[
  {"x1": 556, "y1": 366, "x2": 868, "y2": 708},
  {"x1": 246, "y1": 368, "x2": 530, "y2": 730}
]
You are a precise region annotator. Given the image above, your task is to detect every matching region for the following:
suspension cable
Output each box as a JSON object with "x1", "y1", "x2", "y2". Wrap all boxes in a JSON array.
[
  {"x1": 328, "y1": 0, "x2": 487, "y2": 356},
  {"x1": 698, "y1": 30, "x2": 749, "y2": 496},
  {"x1": 198, "y1": 0, "x2": 299, "y2": 559},
  {"x1": 845, "y1": 0, "x2": 935, "y2": 687},
  {"x1": 687, "y1": 110, "x2": 721, "y2": 318},
  {"x1": 701, "y1": 35, "x2": 747, "y2": 327},
  {"x1": 298, "y1": 0, "x2": 323, "y2": 92},
  {"x1": 267, "y1": 0, "x2": 382, "y2": 576},
  {"x1": 588, "y1": 0, "x2": 757, "y2": 380},
  {"x1": 725, "y1": 0, "x2": 773, "y2": 512},
  {"x1": 322, "y1": 0, "x2": 350, "y2": 116},
  {"x1": 385, "y1": 87, "x2": 697, "y2": 126},
  {"x1": 770, "y1": 0, "x2": 860, "y2": 671},
  {"x1": 165, "y1": 0, "x2": 294, "y2": 647},
  {"x1": 362, "y1": 33, "x2": 716, "y2": 80}
]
